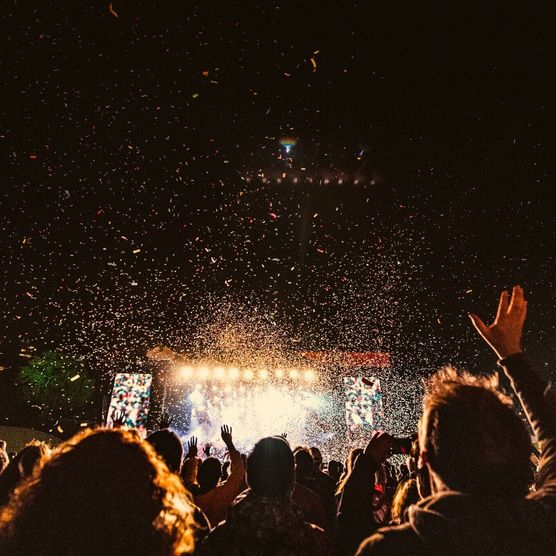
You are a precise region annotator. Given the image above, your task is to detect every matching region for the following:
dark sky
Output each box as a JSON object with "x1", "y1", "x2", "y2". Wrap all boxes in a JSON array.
[{"x1": 1, "y1": 2, "x2": 555, "y2": 384}]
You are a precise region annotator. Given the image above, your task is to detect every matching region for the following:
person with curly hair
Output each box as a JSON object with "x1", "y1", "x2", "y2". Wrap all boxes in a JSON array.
[{"x1": 0, "y1": 428, "x2": 198, "y2": 555}]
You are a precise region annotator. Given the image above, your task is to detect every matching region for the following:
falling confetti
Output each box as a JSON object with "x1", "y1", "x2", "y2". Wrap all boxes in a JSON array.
[{"x1": 1, "y1": 1, "x2": 555, "y2": 455}]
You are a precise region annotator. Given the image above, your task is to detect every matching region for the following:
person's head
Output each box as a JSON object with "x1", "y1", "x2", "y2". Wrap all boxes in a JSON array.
[
  {"x1": 0, "y1": 441, "x2": 50, "y2": 507},
  {"x1": 419, "y1": 368, "x2": 532, "y2": 500},
  {"x1": 197, "y1": 457, "x2": 222, "y2": 493},
  {"x1": 293, "y1": 448, "x2": 314, "y2": 479},
  {"x1": 0, "y1": 428, "x2": 196, "y2": 555},
  {"x1": 390, "y1": 478, "x2": 419, "y2": 524},
  {"x1": 309, "y1": 447, "x2": 322, "y2": 472},
  {"x1": 327, "y1": 460, "x2": 343, "y2": 482},
  {"x1": 145, "y1": 429, "x2": 183, "y2": 473},
  {"x1": 247, "y1": 436, "x2": 294, "y2": 498}
]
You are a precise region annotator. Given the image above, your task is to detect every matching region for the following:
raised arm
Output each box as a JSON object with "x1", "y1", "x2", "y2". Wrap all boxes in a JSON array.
[
  {"x1": 337, "y1": 431, "x2": 392, "y2": 555},
  {"x1": 220, "y1": 425, "x2": 245, "y2": 484},
  {"x1": 470, "y1": 285, "x2": 556, "y2": 495}
]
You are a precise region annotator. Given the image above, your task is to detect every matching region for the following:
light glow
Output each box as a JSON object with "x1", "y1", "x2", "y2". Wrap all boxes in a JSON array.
[
  {"x1": 175, "y1": 364, "x2": 317, "y2": 383},
  {"x1": 198, "y1": 366, "x2": 210, "y2": 380}
]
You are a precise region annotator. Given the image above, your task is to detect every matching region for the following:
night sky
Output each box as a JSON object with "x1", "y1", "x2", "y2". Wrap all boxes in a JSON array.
[{"x1": 1, "y1": 2, "x2": 555, "y2": 397}]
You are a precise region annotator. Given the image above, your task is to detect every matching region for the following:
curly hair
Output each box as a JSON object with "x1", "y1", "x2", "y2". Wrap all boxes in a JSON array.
[
  {"x1": 0, "y1": 428, "x2": 197, "y2": 555},
  {"x1": 420, "y1": 367, "x2": 532, "y2": 499}
]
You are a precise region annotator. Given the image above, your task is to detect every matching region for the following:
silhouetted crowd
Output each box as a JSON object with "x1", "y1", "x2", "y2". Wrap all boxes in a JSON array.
[{"x1": 0, "y1": 286, "x2": 555, "y2": 554}]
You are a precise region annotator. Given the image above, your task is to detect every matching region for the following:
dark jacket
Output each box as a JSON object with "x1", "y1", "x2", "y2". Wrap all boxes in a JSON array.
[
  {"x1": 336, "y1": 452, "x2": 379, "y2": 555},
  {"x1": 199, "y1": 489, "x2": 334, "y2": 555},
  {"x1": 356, "y1": 353, "x2": 556, "y2": 556},
  {"x1": 292, "y1": 482, "x2": 328, "y2": 531}
]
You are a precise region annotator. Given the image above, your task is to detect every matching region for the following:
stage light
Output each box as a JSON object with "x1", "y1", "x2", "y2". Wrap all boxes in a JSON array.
[
  {"x1": 258, "y1": 369, "x2": 269, "y2": 380},
  {"x1": 190, "y1": 389, "x2": 203, "y2": 404},
  {"x1": 303, "y1": 369, "x2": 316, "y2": 383},
  {"x1": 243, "y1": 369, "x2": 254, "y2": 380},
  {"x1": 198, "y1": 366, "x2": 210, "y2": 380},
  {"x1": 214, "y1": 367, "x2": 226, "y2": 380},
  {"x1": 275, "y1": 368, "x2": 285, "y2": 379},
  {"x1": 280, "y1": 136, "x2": 297, "y2": 154},
  {"x1": 180, "y1": 365, "x2": 194, "y2": 380},
  {"x1": 228, "y1": 367, "x2": 240, "y2": 380},
  {"x1": 289, "y1": 368, "x2": 299, "y2": 380}
]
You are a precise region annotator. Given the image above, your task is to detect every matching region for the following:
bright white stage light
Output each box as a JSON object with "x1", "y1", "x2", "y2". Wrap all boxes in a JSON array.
[
  {"x1": 190, "y1": 388, "x2": 203, "y2": 405},
  {"x1": 258, "y1": 369, "x2": 269, "y2": 380},
  {"x1": 228, "y1": 367, "x2": 240, "y2": 380},
  {"x1": 288, "y1": 368, "x2": 299, "y2": 380},
  {"x1": 214, "y1": 367, "x2": 226, "y2": 379},
  {"x1": 275, "y1": 368, "x2": 285, "y2": 378},
  {"x1": 180, "y1": 366, "x2": 194, "y2": 380},
  {"x1": 243, "y1": 369, "x2": 254, "y2": 380},
  {"x1": 198, "y1": 366, "x2": 210, "y2": 380},
  {"x1": 303, "y1": 369, "x2": 316, "y2": 383}
]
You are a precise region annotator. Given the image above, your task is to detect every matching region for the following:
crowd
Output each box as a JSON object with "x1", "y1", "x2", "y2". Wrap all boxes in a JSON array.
[{"x1": 0, "y1": 286, "x2": 555, "y2": 554}]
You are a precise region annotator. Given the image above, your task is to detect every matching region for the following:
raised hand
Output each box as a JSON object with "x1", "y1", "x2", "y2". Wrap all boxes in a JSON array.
[
  {"x1": 187, "y1": 436, "x2": 198, "y2": 458},
  {"x1": 221, "y1": 425, "x2": 234, "y2": 450},
  {"x1": 469, "y1": 285, "x2": 527, "y2": 359},
  {"x1": 158, "y1": 411, "x2": 173, "y2": 429},
  {"x1": 111, "y1": 409, "x2": 126, "y2": 428},
  {"x1": 203, "y1": 442, "x2": 212, "y2": 457},
  {"x1": 364, "y1": 431, "x2": 393, "y2": 465}
]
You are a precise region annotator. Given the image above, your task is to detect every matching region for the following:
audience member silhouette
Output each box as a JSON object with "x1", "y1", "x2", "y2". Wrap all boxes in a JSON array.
[
  {"x1": 0, "y1": 441, "x2": 49, "y2": 508},
  {"x1": 0, "y1": 428, "x2": 197, "y2": 555},
  {"x1": 199, "y1": 436, "x2": 333, "y2": 555},
  {"x1": 356, "y1": 286, "x2": 556, "y2": 555}
]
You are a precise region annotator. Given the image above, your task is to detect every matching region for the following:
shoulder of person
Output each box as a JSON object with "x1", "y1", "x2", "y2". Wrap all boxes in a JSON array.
[{"x1": 356, "y1": 523, "x2": 419, "y2": 555}]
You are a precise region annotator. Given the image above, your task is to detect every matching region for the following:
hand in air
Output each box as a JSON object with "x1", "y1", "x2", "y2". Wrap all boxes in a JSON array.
[
  {"x1": 469, "y1": 285, "x2": 527, "y2": 359},
  {"x1": 111, "y1": 410, "x2": 126, "y2": 428},
  {"x1": 187, "y1": 436, "x2": 198, "y2": 458},
  {"x1": 364, "y1": 431, "x2": 393, "y2": 465},
  {"x1": 158, "y1": 411, "x2": 173, "y2": 429},
  {"x1": 203, "y1": 443, "x2": 212, "y2": 457},
  {"x1": 221, "y1": 425, "x2": 234, "y2": 450}
]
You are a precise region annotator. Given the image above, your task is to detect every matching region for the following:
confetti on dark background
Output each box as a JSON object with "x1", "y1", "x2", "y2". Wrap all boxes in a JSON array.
[{"x1": 1, "y1": 2, "x2": 555, "y2": 430}]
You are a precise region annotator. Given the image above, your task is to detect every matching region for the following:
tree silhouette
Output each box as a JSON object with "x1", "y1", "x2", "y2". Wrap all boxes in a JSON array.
[{"x1": 19, "y1": 351, "x2": 93, "y2": 422}]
